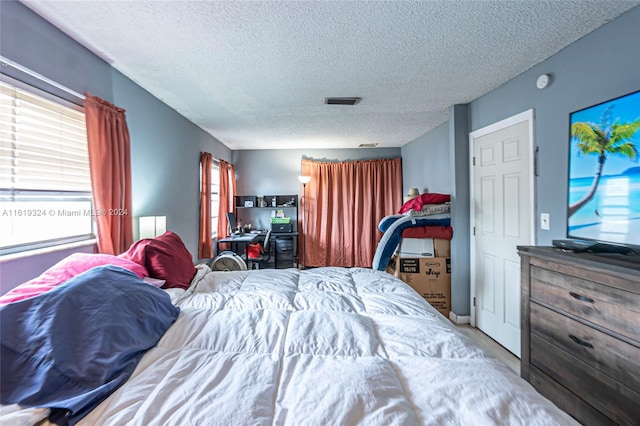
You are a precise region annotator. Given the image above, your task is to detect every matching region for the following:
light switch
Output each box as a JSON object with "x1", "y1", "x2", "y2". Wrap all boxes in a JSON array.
[{"x1": 540, "y1": 213, "x2": 550, "y2": 230}]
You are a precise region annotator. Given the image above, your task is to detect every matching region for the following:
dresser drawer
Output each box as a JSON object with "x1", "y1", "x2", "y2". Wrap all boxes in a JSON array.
[
  {"x1": 531, "y1": 333, "x2": 640, "y2": 425},
  {"x1": 530, "y1": 265, "x2": 640, "y2": 343},
  {"x1": 528, "y1": 366, "x2": 614, "y2": 426},
  {"x1": 530, "y1": 302, "x2": 640, "y2": 393}
]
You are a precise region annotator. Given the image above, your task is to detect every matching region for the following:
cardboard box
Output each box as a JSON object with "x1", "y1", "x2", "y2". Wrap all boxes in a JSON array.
[
  {"x1": 387, "y1": 255, "x2": 451, "y2": 316},
  {"x1": 434, "y1": 238, "x2": 450, "y2": 258}
]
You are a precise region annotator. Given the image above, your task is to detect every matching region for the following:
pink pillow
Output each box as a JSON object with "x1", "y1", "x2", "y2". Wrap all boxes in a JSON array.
[
  {"x1": 0, "y1": 253, "x2": 149, "y2": 306},
  {"x1": 399, "y1": 193, "x2": 451, "y2": 214},
  {"x1": 120, "y1": 231, "x2": 196, "y2": 289}
]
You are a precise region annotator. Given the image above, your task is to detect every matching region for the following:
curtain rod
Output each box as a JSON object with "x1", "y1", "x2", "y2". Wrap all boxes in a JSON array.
[{"x1": 0, "y1": 55, "x2": 85, "y2": 100}]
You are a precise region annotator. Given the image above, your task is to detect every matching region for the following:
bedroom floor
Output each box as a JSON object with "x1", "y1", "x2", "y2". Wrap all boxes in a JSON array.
[{"x1": 455, "y1": 324, "x2": 520, "y2": 375}]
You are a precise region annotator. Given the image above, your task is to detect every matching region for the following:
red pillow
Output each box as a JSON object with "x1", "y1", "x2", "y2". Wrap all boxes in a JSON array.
[
  {"x1": 121, "y1": 231, "x2": 196, "y2": 289},
  {"x1": 119, "y1": 238, "x2": 151, "y2": 267},
  {"x1": 399, "y1": 193, "x2": 451, "y2": 214}
]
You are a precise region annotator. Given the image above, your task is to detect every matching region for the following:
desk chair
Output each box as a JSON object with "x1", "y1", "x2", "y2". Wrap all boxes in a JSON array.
[{"x1": 242, "y1": 230, "x2": 272, "y2": 269}]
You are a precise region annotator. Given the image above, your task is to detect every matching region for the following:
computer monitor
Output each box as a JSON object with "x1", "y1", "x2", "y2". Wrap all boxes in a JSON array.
[{"x1": 226, "y1": 212, "x2": 238, "y2": 234}]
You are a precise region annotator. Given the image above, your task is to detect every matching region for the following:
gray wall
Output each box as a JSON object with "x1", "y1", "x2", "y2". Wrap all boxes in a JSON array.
[
  {"x1": 232, "y1": 148, "x2": 401, "y2": 238},
  {"x1": 448, "y1": 105, "x2": 471, "y2": 316},
  {"x1": 0, "y1": 244, "x2": 95, "y2": 296},
  {"x1": 110, "y1": 71, "x2": 232, "y2": 240},
  {"x1": 401, "y1": 123, "x2": 450, "y2": 195},
  {"x1": 0, "y1": 1, "x2": 230, "y2": 291},
  {"x1": 233, "y1": 148, "x2": 402, "y2": 196},
  {"x1": 401, "y1": 5, "x2": 640, "y2": 316},
  {"x1": 401, "y1": 106, "x2": 470, "y2": 316},
  {"x1": 470, "y1": 5, "x2": 640, "y2": 245}
]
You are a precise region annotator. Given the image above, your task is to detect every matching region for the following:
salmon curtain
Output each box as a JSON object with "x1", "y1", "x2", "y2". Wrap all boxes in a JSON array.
[
  {"x1": 300, "y1": 157, "x2": 402, "y2": 267},
  {"x1": 217, "y1": 160, "x2": 236, "y2": 245},
  {"x1": 199, "y1": 152, "x2": 213, "y2": 258},
  {"x1": 84, "y1": 93, "x2": 133, "y2": 254}
]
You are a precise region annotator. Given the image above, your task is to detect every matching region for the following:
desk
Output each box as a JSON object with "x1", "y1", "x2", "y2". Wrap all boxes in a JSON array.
[
  {"x1": 217, "y1": 232, "x2": 297, "y2": 268},
  {"x1": 216, "y1": 233, "x2": 259, "y2": 257}
]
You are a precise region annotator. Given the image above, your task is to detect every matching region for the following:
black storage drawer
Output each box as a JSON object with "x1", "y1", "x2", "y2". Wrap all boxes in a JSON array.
[
  {"x1": 275, "y1": 237, "x2": 294, "y2": 268},
  {"x1": 276, "y1": 238, "x2": 293, "y2": 255}
]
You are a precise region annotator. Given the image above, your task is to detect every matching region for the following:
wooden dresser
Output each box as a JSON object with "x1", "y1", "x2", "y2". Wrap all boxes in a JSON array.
[{"x1": 518, "y1": 246, "x2": 640, "y2": 425}]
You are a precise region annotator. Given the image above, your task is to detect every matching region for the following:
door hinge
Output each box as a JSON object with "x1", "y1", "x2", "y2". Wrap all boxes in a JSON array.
[
  {"x1": 473, "y1": 226, "x2": 476, "y2": 236},
  {"x1": 473, "y1": 297, "x2": 476, "y2": 307},
  {"x1": 473, "y1": 156, "x2": 476, "y2": 166}
]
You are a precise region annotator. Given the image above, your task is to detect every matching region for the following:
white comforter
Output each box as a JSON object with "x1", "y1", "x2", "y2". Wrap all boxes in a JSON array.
[{"x1": 4, "y1": 266, "x2": 578, "y2": 425}]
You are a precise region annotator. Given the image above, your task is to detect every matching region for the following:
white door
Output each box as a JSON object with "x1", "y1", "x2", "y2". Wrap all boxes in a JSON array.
[{"x1": 470, "y1": 111, "x2": 534, "y2": 357}]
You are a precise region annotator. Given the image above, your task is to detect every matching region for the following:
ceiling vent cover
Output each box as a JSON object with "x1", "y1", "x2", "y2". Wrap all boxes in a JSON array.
[
  {"x1": 325, "y1": 97, "x2": 361, "y2": 105},
  {"x1": 359, "y1": 143, "x2": 378, "y2": 148}
]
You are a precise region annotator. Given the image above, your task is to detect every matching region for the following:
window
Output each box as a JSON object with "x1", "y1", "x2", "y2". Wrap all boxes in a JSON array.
[
  {"x1": 211, "y1": 162, "x2": 220, "y2": 238},
  {"x1": 0, "y1": 80, "x2": 93, "y2": 255},
  {"x1": 210, "y1": 160, "x2": 234, "y2": 238}
]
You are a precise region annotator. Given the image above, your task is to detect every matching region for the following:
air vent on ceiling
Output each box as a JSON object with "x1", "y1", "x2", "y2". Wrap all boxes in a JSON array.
[
  {"x1": 359, "y1": 143, "x2": 378, "y2": 148},
  {"x1": 325, "y1": 97, "x2": 361, "y2": 105}
]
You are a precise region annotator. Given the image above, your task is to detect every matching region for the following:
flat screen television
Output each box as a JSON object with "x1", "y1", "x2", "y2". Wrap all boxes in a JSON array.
[{"x1": 558, "y1": 89, "x2": 640, "y2": 255}]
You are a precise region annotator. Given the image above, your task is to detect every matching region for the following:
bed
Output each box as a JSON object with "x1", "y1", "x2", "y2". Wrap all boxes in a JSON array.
[{"x1": 1, "y1": 235, "x2": 578, "y2": 425}]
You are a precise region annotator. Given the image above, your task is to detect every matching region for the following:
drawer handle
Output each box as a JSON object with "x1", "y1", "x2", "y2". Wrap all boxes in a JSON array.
[
  {"x1": 569, "y1": 292, "x2": 594, "y2": 304},
  {"x1": 569, "y1": 334, "x2": 594, "y2": 349}
]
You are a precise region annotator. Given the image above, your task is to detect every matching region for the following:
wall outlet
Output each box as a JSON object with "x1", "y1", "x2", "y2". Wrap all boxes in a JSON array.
[{"x1": 540, "y1": 213, "x2": 550, "y2": 230}]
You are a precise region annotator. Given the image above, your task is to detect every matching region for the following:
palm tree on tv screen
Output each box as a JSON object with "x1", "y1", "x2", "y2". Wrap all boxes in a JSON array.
[{"x1": 568, "y1": 106, "x2": 640, "y2": 217}]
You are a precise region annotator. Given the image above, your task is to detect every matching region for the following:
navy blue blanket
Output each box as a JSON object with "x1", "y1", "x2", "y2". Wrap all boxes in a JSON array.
[
  {"x1": 372, "y1": 215, "x2": 451, "y2": 271},
  {"x1": 0, "y1": 265, "x2": 180, "y2": 425}
]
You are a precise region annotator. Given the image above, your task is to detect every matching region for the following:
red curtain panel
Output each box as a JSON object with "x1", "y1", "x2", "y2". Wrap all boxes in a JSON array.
[
  {"x1": 84, "y1": 93, "x2": 133, "y2": 254},
  {"x1": 199, "y1": 152, "x2": 213, "y2": 258},
  {"x1": 301, "y1": 157, "x2": 402, "y2": 267}
]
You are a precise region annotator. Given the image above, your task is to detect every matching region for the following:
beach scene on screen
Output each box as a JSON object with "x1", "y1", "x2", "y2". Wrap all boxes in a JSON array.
[{"x1": 568, "y1": 91, "x2": 640, "y2": 246}]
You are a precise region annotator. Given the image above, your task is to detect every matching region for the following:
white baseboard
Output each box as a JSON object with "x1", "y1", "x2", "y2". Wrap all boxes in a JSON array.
[{"x1": 449, "y1": 312, "x2": 471, "y2": 324}]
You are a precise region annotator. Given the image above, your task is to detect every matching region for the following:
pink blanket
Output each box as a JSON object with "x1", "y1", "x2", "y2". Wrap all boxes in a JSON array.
[{"x1": 0, "y1": 253, "x2": 148, "y2": 306}]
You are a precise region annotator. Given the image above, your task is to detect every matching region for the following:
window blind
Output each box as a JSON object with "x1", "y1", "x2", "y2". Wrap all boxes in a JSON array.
[
  {"x1": 0, "y1": 80, "x2": 93, "y2": 253},
  {"x1": 0, "y1": 81, "x2": 90, "y2": 193}
]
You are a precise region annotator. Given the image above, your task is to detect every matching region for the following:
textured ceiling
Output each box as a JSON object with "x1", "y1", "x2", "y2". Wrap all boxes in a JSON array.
[{"x1": 21, "y1": 1, "x2": 639, "y2": 150}]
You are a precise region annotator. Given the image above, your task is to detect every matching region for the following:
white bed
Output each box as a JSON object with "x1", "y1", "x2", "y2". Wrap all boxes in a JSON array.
[{"x1": 2, "y1": 265, "x2": 578, "y2": 425}]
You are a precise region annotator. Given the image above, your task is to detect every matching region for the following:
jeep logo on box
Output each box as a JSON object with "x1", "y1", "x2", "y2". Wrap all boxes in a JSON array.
[{"x1": 399, "y1": 258, "x2": 419, "y2": 273}]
